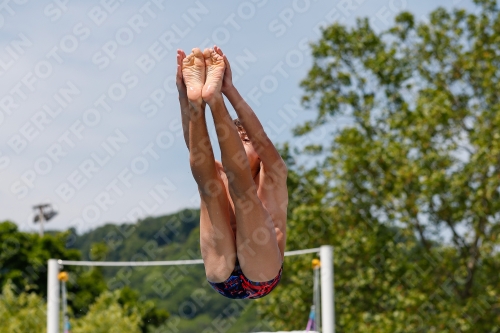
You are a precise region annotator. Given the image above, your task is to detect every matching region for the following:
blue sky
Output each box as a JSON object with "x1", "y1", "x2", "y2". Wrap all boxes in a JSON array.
[{"x1": 0, "y1": 0, "x2": 476, "y2": 233}]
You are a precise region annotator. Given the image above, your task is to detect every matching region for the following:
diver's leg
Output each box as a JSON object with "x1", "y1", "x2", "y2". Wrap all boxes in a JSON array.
[
  {"x1": 202, "y1": 48, "x2": 281, "y2": 282},
  {"x1": 182, "y1": 48, "x2": 236, "y2": 282}
]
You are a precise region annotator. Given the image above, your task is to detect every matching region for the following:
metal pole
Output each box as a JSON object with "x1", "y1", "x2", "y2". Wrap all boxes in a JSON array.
[
  {"x1": 320, "y1": 245, "x2": 335, "y2": 333},
  {"x1": 62, "y1": 280, "x2": 69, "y2": 333},
  {"x1": 314, "y1": 266, "x2": 321, "y2": 332},
  {"x1": 38, "y1": 207, "x2": 45, "y2": 237},
  {"x1": 47, "y1": 259, "x2": 60, "y2": 333}
]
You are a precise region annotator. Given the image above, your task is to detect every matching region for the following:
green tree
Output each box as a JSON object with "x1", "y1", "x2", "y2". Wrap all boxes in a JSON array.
[
  {"x1": 260, "y1": 0, "x2": 500, "y2": 332},
  {"x1": 70, "y1": 291, "x2": 143, "y2": 333},
  {"x1": 0, "y1": 221, "x2": 80, "y2": 296},
  {"x1": 0, "y1": 221, "x2": 109, "y2": 319},
  {"x1": 0, "y1": 282, "x2": 46, "y2": 333},
  {"x1": 0, "y1": 282, "x2": 165, "y2": 333},
  {"x1": 117, "y1": 286, "x2": 169, "y2": 333},
  {"x1": 0, "y1": 223, "x2": 170, "y2": 332},
  {"x1": 67, "y1": 242, "x2": 108, "y2": 317}
]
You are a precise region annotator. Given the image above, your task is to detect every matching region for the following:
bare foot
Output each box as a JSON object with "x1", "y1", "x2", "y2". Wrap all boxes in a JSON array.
[
  {"x1": 182, "y1": 48, "x2": 205, "y2": 104},
  {"x1": 176, "y1": 49, "x2": 187, "y2": 98},
  {"x1": 202, "y1": 48, "x2": 225, "y2": 103}
]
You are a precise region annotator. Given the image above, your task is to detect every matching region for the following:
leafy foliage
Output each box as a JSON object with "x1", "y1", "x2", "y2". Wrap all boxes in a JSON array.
[
  {"x1": 0, "y1": 222, "x2": 173, "y2": 332},
  {"x1": 260, "y1": 1, "x2": 500, "y2": 332},
  {"x1": 0, "y1": 282, "x2": 46, "y2": 333},
  {"x1": 70, "y1": 291, "x2": 142, "y2": 333},
  {"x1": 66, "y1": 209, "x2": 257, "y2": 332},
  {"x1": 0, "y1": 283, "x2": 148, "y2": 333},
  {"x1": 67, "y1": 209, "x2": 201, "y2": 262},
  {"x1": 117, "y1": 286, "x2": 170, "y2": 333},
  {"x1": 0, "y1": 221, "x2": 80, "y2": 296},
  {"x1": 0, "y1": 221, "x2": 114, "y2": 322},
  {"x1": 0, "y1": 209, "x2": 261, "y2": 332}
]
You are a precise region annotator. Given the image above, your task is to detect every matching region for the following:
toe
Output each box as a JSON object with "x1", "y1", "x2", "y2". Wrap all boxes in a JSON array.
[
  {"x1": 214, "y1": 46, "x2": 223, "y2": 56},
  {"x1": 203, "y1": 48, "x2": 212, "y2": 58},
  {"x1": 193, "y1": 48, "x2": 203, "y2": 58}
]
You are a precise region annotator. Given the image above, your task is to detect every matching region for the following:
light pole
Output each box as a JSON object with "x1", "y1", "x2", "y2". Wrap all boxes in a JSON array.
[{"x1": 33, "y1": 204, "x2": 57, "y2": 237}]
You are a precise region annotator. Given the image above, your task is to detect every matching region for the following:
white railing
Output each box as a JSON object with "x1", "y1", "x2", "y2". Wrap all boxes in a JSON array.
[{"x1": 47, "y1": 245, "x2": 335, "y2": 333}]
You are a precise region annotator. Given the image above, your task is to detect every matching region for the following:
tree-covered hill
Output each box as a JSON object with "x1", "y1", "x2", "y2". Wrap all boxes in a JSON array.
[
  {"x1": 66, "y1": 209, "x2": 265, "y2": 333},
  {"x1": 0, "y1": 209, "x2": 274, "y2": 332},
  {"x1": 68, "y1": 209, "x2": 201, "y2": 262}
]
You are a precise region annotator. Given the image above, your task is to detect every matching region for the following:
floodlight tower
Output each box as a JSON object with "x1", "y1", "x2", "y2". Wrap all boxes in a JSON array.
[{"x1": 33, "y1": 204, "x2": 58, "y2": 237}]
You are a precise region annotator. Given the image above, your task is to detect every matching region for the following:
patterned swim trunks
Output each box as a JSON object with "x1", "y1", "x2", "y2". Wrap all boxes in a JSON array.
[{"x1": 208, "y1": 260, "x2": 283, "y2": 299}]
